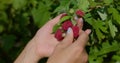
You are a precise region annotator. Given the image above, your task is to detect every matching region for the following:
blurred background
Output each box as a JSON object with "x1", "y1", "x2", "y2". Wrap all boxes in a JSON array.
[
  {"x1": 0, "y1": 0, "x2": 57, "y2": 63},
  {"x1": 0, "y1": 0, "x2": 120, "y2": 63}
]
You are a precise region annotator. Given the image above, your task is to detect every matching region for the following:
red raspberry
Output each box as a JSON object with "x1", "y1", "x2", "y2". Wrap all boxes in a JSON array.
[
  {"x1": 72, "y1": 25, "x2": 79, "y2": 38},
  {"x1": 76, "y1": 10, "x2": 85, "y2": 17},
  {"x1": 55, "y1": 29, "x2": 63, "y2": 41},
  {"x1": 62, "y1": 20, "x2": 73, "y2": 31}
]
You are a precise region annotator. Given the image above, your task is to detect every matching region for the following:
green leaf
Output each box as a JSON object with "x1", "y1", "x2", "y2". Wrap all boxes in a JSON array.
[
  {"x1": 13, "y1": 0, "x2": 27, "y2": 9},
  {"x1": 88, "y1": 0, "x2": 97, "y2": 8},
  {"x1": 92, "y1": 41, "x2": 120, "y2": 56},
  {"x1": 32, "y1": 2, "x2": 51, "y2": 27},
  {"x1": 77, "y1": 0, "x2": 89, "y2": 12},
  {"x1": 53, "y1": 0, "x2": 70, "y2": 13},
  {"x1": 93, "y1": 19, "x2": 106, "y2": 41},
  {"x1": 108, "y1": 7, "x2": 120, "y2": 24},
  {"x1": 58, "y1": 16, "x2": 71, "y2": 25},
  {"x1": 0, "y1": 12, "x2": 8, "y2": 23},
  {"x1": 112, "y1": 55, "x2": 120, "y2": 61},
  {"x1": 97, "y1": 11, "x2": 107, "y2": 21},
  {"x1": 89, "y1": 56, "x2": 104, "y2": 63},
  {"x1": 95, "y1": 28, "x2": 105, "y2": 41},
  {"x1": 89, "y1": 41, "x2": 120, "y2": 63},
  {"x1": 1, "y1": 35, "x2": 16, "y2": 52},
  {"x1": 108, "y1": 20, "x2": 118, "y2": 38},
  {"x1": 99, "y1": 41, "x2": 120, "y2": 55},
  {"x1": 0, "y1": 25, "x2": 4, "y2": 33},
  {"x1": 52, "y1": 24, "x2": 60, "y2": 33},
  {"x1": 103, "y1": 0, "x2": 113, "y2": 5}
]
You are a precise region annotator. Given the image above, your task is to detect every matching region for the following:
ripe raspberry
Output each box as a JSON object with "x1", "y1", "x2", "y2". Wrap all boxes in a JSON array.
[
  {"x1": 62, "y1": 20, "x2": 73, "y2": 31},
  {"x1": 76, "y1": 10, "x2": 85, "y2": 17},
  {"x1": 72, "y1": 25, "x2": 79, "y2": 38},
  {"x1": 55, "y1": 29, "x2": 63, "y2": 41}
]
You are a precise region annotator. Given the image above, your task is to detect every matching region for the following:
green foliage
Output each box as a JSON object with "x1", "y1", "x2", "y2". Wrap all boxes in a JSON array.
[{"x1": 0, "y1": 0, "x2": 120, "y2": 63}]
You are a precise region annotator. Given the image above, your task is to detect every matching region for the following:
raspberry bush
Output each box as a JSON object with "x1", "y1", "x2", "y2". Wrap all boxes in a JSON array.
[
  {"x1": 54, "y1": 10, "x2": 83, "y2": 41},
  {"x1": 0, "y1": 0, "x2": 120, "y2": 63}
]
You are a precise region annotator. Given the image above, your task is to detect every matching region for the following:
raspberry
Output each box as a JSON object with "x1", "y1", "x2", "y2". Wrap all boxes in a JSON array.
[
  {"x1": 62, "y1": 20, "x2": 73, "y2": 31},
  {"x1": 55, "y1": 29, "x2": 63, "y2": 41},
  {"x1": 72, "y1": 25, "x2": 79, "y2": 38},
  {"x1": 76, "y1": 10, "x2": 85, "y2": 17}
]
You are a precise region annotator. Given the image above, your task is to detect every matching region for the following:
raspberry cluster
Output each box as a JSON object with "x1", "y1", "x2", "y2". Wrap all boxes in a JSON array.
[{"x1": 54, "y1": 10, "x2": 84, "y2": 41}]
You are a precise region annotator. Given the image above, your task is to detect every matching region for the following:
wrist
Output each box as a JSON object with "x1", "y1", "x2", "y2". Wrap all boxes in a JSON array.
[{"x1": 14, "y1": 39, "x2": 43, "y2": 63}]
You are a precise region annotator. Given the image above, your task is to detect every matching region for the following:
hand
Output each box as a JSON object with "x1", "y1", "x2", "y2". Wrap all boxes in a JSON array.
[
  {"x1": 14, "y1": 14, "x2": 65, "y2": 63},
  {"x1": 32, "y1": 14, "x2": 64, "y2": 57},
  {"x1": 46, "y1": 27, "x2": 91, "y2": 63},
  {"x1": 33, "y1": 14, "x2": 85, "y2": 58},
  {"x1": 14, "y1": 14, "x2": 87, "y2": 63}
]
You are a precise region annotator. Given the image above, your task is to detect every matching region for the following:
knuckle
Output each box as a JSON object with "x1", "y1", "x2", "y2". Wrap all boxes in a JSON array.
[
  {"x1": 56, "y1": 43, "x2": 64, "y2": 49},
  {"x1": 73, "y1": 46, "x2": 84, "y2": 53}
]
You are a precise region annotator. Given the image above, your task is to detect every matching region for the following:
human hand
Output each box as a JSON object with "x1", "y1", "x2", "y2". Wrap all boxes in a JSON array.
[
  {"x1": 14, "y1": 14, "x2": 86, "y2": 63},
  {"x1": 46, "y1": 27, "x2": 91, "y2": 63},
  {"x1": 32, "y1": 13, "x2": 86, "y2": 58},
  {"x1": 14, "y1": 14, "x2": 64, "y2": 63}
]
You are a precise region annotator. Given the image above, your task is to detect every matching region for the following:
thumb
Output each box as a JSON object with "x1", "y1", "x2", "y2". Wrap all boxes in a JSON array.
[{"x1": 61, "y1": 27, "x2": 73, "y2": 47}]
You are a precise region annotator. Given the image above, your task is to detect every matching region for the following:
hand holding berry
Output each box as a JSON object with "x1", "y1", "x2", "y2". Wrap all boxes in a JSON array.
[{"x1": 14, "y1": 10, "x2": 90, "y2": 63}]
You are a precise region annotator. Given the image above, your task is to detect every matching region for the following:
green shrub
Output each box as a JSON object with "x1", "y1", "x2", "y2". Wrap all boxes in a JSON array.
[{"x1": 0, "y1": 0, "x2": 120, "y2": 63}]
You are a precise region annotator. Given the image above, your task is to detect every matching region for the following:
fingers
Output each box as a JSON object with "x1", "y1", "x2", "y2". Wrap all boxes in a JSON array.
[
  {"x1": 47, "y1": 14, "x2": 64, "y2": 26},
  {"x1": 77, "y1": 18, "x2": 83, "y2": 29},
  {"x1": 41, "y1": 14, "x2": 64, "y2": 34},
  {"x1": 85, "y1": 29, "x2": 91, "y2": 35},
  {"x1": 61, "y1": 27, "x2": 73, "y2": 47},
  {"x1": 74, "y1": 29, "x2": 91, "y2": 48}
]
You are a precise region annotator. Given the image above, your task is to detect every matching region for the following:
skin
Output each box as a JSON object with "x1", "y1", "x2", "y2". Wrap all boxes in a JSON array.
[
  {"x1": 47, "y1": 28, "x2": 91, "y2": 63},
  {"x1": 14, "y1": 14, "x2": 91, "y2": 63}
]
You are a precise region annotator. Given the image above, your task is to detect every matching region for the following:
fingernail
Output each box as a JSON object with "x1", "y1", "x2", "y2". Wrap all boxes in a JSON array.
[
  {"x1": 74, "y1": 15, "x2": 79, "y2": 21},
  {"x1": 79, "y1": 18, "x2": 83, "y2": 23},
  {"x1": 67, "y1": 27, "x2": 72, "y2": 34},
  {"x1": 86, "y1": 29, "x2": 91, "y2": 35}
]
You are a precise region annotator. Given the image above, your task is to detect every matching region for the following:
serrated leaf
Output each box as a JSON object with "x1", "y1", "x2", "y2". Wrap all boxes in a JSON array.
[
  {"x1": 77, "y1": 0, "x2": 89, "y2": 12},
  {"x1": 95, "y1": 28, "x2": 105, "y2": 41},
  {"x1": 89, "y1": 41, "x2": 120, "y2": 58},
  {"x1": 88, "y1": 0, "x2": 97, "y2": 8},
  {"x1": 52, "y1": 24, "x2": 60, "y2": 33},
  {"x1": 89, "y1": 56, "x2": 103, "y2": 63},
  {"x1": 108, "y1": 7, "x2": 120, "y2": 24},
  {"x1": 93, "y1": 19, "x2": 106, "y2": 41},
  {"x1": 58, "y1": 16, "x2": 71, "y2": 25},
  {"x1": 108, "y1": 20, "x2": 118, "y2": 38},
  {"x1": 99, "y1": 41, "x2": 120, "y2": 55},
  {"x1": 53, "y1": 0, "x2": 70, "y2": 13},
  {"x1": 32, "y1": 2, "x2": 51, "y2": 27},
  {"x1": 97, "y1": 11, "x2": 107, "y2": 21}
]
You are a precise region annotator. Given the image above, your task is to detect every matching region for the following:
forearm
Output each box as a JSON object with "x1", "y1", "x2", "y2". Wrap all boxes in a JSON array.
[{"x1": 14, "y1": 39, "x2": 43, "y2": 63}]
